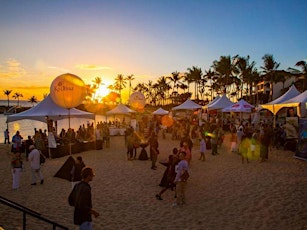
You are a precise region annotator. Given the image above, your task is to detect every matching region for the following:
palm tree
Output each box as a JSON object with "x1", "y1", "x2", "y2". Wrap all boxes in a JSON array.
[
  {"x1": 204, "y1": 69, "x2": 216, "y2": 100},
  {"x1": 186, "y1": 66, "x2": 203, "y2": 100},
  {"x1": 3, "y1": 90, "x2": 12, "y2": 107},
  {"x1": 125, "y1": 74, "x2": 135, "y2": 97},
  {"x1": 212, "y1": 56, "x2": 237, "y2": 95},
  {"x1": 92, "y1": 77, "x2": 102, "y2": 90},
  {"x1": 114, "y1": 74, "x2": 127, "y2": 103},
  {"x1": 28, "y1": 96, "x2": 38, "y2": 107},
  {"x1": 13, "y1": 92, "x2": 23, "y2": 107},
  {"x1": 288, "y1": 60, "x2": 307, "y2": 91},
  {"x1": 234, "y1": 55, "x2": 258, "y2": 101},
  {"x1": 261, "y1": 54, "x2": 281, "y2": 101},
  {"x1": 167, "y1": 71, "x2": 182, "y2": 94}
]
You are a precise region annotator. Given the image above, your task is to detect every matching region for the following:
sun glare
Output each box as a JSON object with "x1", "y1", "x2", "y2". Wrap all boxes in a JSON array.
[{"x1": 93, "y1": 85, "x2": 110, "y2": 100}]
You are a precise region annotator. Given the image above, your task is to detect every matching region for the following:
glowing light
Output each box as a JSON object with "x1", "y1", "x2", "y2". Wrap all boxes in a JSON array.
[
  {"x1": 94, "y1": 84, "x2": 110, "y2": 99},
  {"x1": 161, "y1": 115, "x2": 174, "y2": 127}
]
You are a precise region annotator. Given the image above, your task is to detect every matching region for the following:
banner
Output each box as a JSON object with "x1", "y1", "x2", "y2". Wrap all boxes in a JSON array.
[{"x1": 295, "y1": 118, "x2": 307, "y2": 161}]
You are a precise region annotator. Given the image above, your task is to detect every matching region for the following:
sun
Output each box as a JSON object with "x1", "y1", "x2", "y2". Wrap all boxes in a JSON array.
[{"x1": 93, "y1": 84, "x2": 110, "y2": 100}]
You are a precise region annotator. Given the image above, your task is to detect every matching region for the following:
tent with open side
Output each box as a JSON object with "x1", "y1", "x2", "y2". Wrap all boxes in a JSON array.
[
  {"x1": 106, "y1": 103, "x2": 136, "y2": 115},
  {"x1": 153, "y1": 107, "x2": 169, "y2": 115},
  {"x1": 205, "y1": 94, "x2": 234, "y2": 111},
  {"x1": 172, "y1": 99, "x2": 202, "y2": 111},
  {"x1": 273, "y1": 90, "x2": 307, "y2": 118},
  {"x1": 204, "y1": 95, "x2": 220, "y2": 109},
  {"x1": 260, "y1": 84, "x2": 301, "y2": 115},
  {"x1": 6, "y1": 95, "x2": 95, "y2": 123},
  {"x1": 222, "y1": 99, "x2": 255, "y2": 113}
]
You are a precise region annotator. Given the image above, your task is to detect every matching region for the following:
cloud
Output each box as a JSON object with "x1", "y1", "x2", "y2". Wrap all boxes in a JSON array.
[
  {"x1": 75, "y1": 64, "x2": 111, "y2": 71},
  {"x1": 0, "y1": 58, "x2": 26, "y2": 78},
  {"x1": 47, "y1": 66, "x2": 71, "y2": 72}
]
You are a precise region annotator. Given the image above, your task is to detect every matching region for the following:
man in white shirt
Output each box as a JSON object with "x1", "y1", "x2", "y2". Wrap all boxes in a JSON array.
[{"x1": 28, "y1": 145, "x2": 44, "y2": 185}]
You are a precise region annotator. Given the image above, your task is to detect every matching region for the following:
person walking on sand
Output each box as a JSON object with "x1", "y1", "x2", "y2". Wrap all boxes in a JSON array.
[
  {"x1": 149, "y1": 133, "x2": 159, "y2": 170},
  {"x1": 28, "y1": 145, "x2": 44, "y2": 185},
  {"x1": 173, "y1": 151, "x2": 189, "y2": 206},
  {"x1": 4, "y1": 129, "x2": 10, "y2": 144},
  {"x1": 71, "y1": 156, "x2": 86, "y2": 187},
  {"x1": 12, "y1": 131, "x2": 23, "y2": 153},
  {"x1": 11, "y1": 151, "x2": 23, "y2": 189},
  {"x1": 156, "y1": 148, "x2": 180, "y2": 200},
  {"x1": 239, "y1": 136, "x2": 250, "y2": 164},
  {"x1": 180, "y1": 141, "x2": 191, "y2": 164},
  {"x1": 69, "y1": 167, "x2": 99, "y2": 229},
  {"x1": 199, "y1": 135, "x2": 206, "y2": 161}
]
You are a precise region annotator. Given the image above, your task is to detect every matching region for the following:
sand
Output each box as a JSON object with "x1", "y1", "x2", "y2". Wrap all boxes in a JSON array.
[{"x1": 0, "y1": 133, "x2": 306, "y2": 230}]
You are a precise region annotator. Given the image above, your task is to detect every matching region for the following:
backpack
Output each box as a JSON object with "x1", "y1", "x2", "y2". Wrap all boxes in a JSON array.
[
  {"x1": 68, "y1": 183, "x2": 80, "y2": 206},
  {"x1": 180, "y1": 170, "x2": 190, "y2": 182}
]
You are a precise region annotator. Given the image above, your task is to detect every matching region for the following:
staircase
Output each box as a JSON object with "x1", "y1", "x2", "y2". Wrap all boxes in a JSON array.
[{"x1": 0, "y1": 196, "x2": 68, "y2": 230}]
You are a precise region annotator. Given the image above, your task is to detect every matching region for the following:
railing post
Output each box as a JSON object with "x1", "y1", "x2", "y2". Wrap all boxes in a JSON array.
[{"x1": 23, "y1": 212, "x2": 26, "y2": 230}]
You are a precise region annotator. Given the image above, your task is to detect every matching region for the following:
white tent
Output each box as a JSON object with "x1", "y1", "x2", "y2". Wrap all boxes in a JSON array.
[
  {"x1": 261, "y1": 85, "x2": 301, "y2": 115},
  {"x1": 106, "y1": 104, "x2": 136, "y2": 115},
  {"x1": 153, "y1": 107, "x2": 169, "y2": 115},
  {"x1": 7, "y1": 95, "x2": 95, "y2": 123},
  {"x1": 222, "y1": 99, "x2": 254, "y2": 113},
  {"x1": 273, "y1": 90, "x2": 307, "y2": 117},
  {"x1": 204, "y1": 95, "x2": 220, "y2": 108},
  {"x1": 206, "y1": 94, "x2": 233, "y2": 111},
  {"x1": 172, "y1": 99, "x2": 202, "y2": 110}
]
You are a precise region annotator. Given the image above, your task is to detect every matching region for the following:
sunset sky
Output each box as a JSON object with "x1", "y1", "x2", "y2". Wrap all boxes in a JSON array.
[{"x1": 0, "y1": 0, "x2": 306, "y2": 102}]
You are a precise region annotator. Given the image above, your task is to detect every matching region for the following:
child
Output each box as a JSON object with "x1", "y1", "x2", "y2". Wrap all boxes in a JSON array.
[
  {"x1": 12, "y1": 151, "x2": 23, "y2": 189},
  {"x1": 230, "y1": 131, "x2": 237, "y2": 153},
  {"x1": 250, "y1": 130, "x2": 259, "y2": 157},
  {"x1": 199, "y1": 135, "x2": 206, "y2": 161}
]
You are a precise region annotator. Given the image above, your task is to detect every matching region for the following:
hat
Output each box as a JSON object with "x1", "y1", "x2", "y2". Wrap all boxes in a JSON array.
[{"x1": 29, "y1": 145, "x2": 35, "y2": 150}]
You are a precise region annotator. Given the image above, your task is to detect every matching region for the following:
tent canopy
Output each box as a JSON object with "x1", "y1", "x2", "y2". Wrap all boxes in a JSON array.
[
  {"x1": 172, "y1": 99, "x2": 202, "y2": 111},
  {"x1": 106, "y1": 103, "x2": 136, "y2": 115},
  {"x1": 153, "y1": 107, "x2": 169, "y2": 115},
  {"x1": 273, "y1": 90, "x2": 307, "y2": 117},
  {"x1": 261, "y1": 85, "x2": 301, "y2": 115},
  {"x1": 206, "y1": 94, "x2": 233, "y2": 111},
  {"x1": 204, "y1": 95, "x2": 220, "y2": 108},
  {"x1": 222, "y1": 99, "x2": 254, "y2": 113},
  {"x1": 7, "y1": 95, "x2": 95, "y2": 123}
]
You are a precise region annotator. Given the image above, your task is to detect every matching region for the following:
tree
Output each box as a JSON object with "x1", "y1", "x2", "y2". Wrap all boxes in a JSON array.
[
  {"x1": 288, "y1": 60, "x2": 307, "y2": 91},
  {"x1": 261, "y1": 54, "x2": 281, "y2": 101},
  {"x1": 234, "y1": 55, "x2": 258, "y2": 101},
  {"x1": 114, "y1": 74, "x2": 127, "y2": 103},
  {"x1": 13, "y1": 92, "x2": 23, "y2": 107},
  {"x1": 28, "y1": 96, "x2": 38, "y2": 107},
  {"x1": 167, "y1": 71, "x2": 182, "y2": 94},
  {"x1": 125, "y1": 74, "x2": 135, "y2": 97},
  {"x1": 186, "y1": 66, "x2": 203, "y2": 100},
  {"x1": 3, "y1": 90, "x2": 12, "y2": 107},
  {"x1": 92, "y1": 77, "x2": 102, "y2": 90}
]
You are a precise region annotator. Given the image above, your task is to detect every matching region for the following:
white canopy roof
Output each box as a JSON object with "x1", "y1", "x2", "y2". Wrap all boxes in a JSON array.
[
  {"x1": 222, "y1": 99, "x2": 254, "y2": 113},
  {"x1": 172, "y1": 99, "x2": 202, "y2": 111},
  {"x1": 7, "y1": 95, "x2": 95, "y2": 123},
  {"x1": 206, "y1": 94, "x2": 233, "y2": 111},
  {"x1": 106, "y1": 104, "x2": 136, "y2": 115},
  {"x1": 261, "y1": 85, "x2": 301, "y2": 115},
  {"x1": 153, "y1": 107, "x2": 169, "y2": 115},
  {"x1": 273, "y1": 90, "x2": 307, "y2": 117},
  {"x1": 203, "y1": 96, "x2": 220, "y2": 109}
]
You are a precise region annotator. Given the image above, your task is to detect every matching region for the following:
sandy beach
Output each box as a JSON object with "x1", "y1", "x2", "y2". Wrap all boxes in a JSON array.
[{"x1": 0, "y1": 133, "x2": 306, "y2": 230}]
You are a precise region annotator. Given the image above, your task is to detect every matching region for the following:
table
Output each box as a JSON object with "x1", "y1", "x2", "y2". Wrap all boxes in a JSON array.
[{"x1": 109, "y1": 128, "x2": 126, "y2": 136}]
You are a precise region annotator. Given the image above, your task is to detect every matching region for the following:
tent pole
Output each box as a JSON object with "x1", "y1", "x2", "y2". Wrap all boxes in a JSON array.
[{"x1": 68, "y1": 109, "x2": 71, "y2": 155}]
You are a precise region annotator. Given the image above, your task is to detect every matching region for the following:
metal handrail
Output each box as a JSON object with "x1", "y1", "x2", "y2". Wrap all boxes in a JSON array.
[{"x1": 0, "y1": 196, "x2": 68, "y2": 230}]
